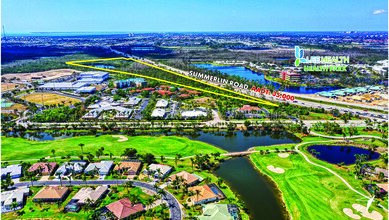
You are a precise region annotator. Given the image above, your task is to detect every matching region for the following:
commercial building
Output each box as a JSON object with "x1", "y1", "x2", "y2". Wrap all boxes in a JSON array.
[
  {"x1": 1, "y1": 188, "x2": 30, "y2": 213},
  {"x1": 76, "y1": 86, "x2": 96, "y2": 93},
  {"x1": 151, "y1": 108, "x2": 166, "y2": 118},
  {"x1": 156, "y1": 99, "x2": 169, "y2": 108},
  {"x1": 181, "y1": 109, "x2": 208, "y2": 118},
  {"x1": 280, "y1": 72, "x2": 301, "y2": 82},
  {"x1": 123, "y1": 97, "x2": 142, "y2": 106},
  {"x1": 1, "y1": 164, "x2": 22, "y2": 179},
  {"x1": 78, "y1": 71, "x2": 109, "y2": 84},
  {"x1": 38, "y1": 82, "x2": 89, "y2": 91}
]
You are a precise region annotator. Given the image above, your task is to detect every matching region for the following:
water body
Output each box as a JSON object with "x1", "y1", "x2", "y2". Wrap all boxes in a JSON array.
[
  {"x1": 5, "y1": 130, "x2": 297, "y2": 219},
  {"x1": 92, "y1": 64, "x2": 115, "y2": 69},
  {"x1": 213, "y1": 157, "x2": 287, "y2": 220},
  {"x1": 307, "y1": 145, "x2": 381, "y2": 165},
  {"x1": 192, "y1": 63, "x2": 342, "y2": 94}
]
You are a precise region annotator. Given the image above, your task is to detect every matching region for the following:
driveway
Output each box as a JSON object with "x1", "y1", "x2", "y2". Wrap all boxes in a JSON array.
[{"x1": 14, "y1": 180, "x2": 182, "y2": 220}]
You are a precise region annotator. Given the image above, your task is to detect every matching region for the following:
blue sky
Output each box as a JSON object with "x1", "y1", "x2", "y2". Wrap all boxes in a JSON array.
[{"x1": 2, "y1": 0, "x2": 388, "y2": 33}]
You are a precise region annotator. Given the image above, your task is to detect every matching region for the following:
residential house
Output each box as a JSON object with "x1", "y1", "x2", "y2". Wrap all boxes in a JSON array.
[
  {"x1": 170, "y1": 171, "x2": 200, "y2": 186},
  {"x1": 1, "y1": 164, "x2": 22, "y2": 179},
  {"x1": 55, "y1": 161, "x2": 87, "y2": 176},
  {"x1": 65, "y1": 186, "x2": 108, "y2": 212},
  {"x1": 1, "y1": 188, "x2": 30, "y2": 213},
  {"x1": 33, "y1": 186, "x2": 69, "y2": 202},
  {"x1": 144, "y1": 164, "x2": 172, "y2": 180},
  {"x1": 106, "y1": 198, "x2": 144, "y2": 219},
  {"x1": 196, "y1": 204, "x2": 240, "y2": 220},
  {"x1": 114, "y1": 160, "x2": 142, "y2": 176},
  {"x1": 85, "y1": 161, "x2": 114, "y2": 175},
  {"x1": 28, "y1": 162, "x2": 57, "y2": 176},
  {"x1": 188, "y1": 184, "x2": 225, "y2": 205}
]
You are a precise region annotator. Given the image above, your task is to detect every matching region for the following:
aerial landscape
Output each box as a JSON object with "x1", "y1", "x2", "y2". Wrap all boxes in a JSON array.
[{"x1": 1, "y1": 0, "x2": 388, "y2": 219}]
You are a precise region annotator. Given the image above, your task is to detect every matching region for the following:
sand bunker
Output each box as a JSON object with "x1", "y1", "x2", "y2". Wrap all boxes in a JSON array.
[
  {"x1": 352, "y1": 204, "x2": 383, "y2": 220},
  {"x1": 343, "y1": 208, "x2": 361, "y2": 219},
  {"x1": 112, "y1": 135, "x2": 128, "y2": 142},
  {"x1": 267, "y1": 165, "x2": 285, "y2": 174},
  {"x1": 278, "y1": 153, "x2": 289, "y2": 158}
]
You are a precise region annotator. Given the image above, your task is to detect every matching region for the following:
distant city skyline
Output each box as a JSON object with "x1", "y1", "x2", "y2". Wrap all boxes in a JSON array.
[{"x1": 2, "y1": 0, "x2": 388, "y2": 33}]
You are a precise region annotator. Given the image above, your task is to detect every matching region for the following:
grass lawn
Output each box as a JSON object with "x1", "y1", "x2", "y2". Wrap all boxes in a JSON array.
[
  {"x1": 22, "y1": 93, "x2": 81, "y2": 106},
  {"x1": 250, "y1": 152, "x2": 387, "y2": 220},
  {"x1": 1, "y1": 185, "x2": 158, "y2": 220},
  {"x1": 1, "y1": 135, "x2": 226, "y2": 161},
  {"x1": 313, "y1": 127, "x2": 387, "y2": 138}
]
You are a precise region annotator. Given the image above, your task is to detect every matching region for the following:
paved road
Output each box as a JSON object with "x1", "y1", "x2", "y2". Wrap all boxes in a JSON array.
[{"x1": 15, "y1": 180, "x2": 182, "y2": 220}]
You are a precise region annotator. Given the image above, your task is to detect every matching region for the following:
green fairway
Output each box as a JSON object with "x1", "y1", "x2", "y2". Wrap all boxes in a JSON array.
[
  {"x1": 1, "y1": 135, "x2": 226, "y2": 161},
  {"x1": 250, "y1": 152, "x2": 387, "y2": 220}
]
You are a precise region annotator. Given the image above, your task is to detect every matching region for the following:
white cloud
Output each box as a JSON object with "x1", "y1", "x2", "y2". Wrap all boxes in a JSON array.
[{"x1": 373, "y1": 9, "x2": 387, "y2": 15}]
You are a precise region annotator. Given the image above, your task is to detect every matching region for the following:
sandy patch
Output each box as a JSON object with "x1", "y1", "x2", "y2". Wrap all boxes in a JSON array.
[
  {"x1": 267, "y1": 165, "x2": 285, "y2": 174},
  {"x1": 278, "y1": 153, "x2": 290, "y2": 158},
  {"x1": 39, "y1": 176, "x2": 50, "y2": 181},
  {"x1": 343, "y1": 208, "x2": 361, "y2": 219},
  {"x1": 2, "y1": 69, "x2": 80, "y2": 82},
  {"x1": 112, "y1": 135, "x2": 128, "y2": 142},
  {"x1": 352, "y1": 204, "x2": 383, "y2": 220}
]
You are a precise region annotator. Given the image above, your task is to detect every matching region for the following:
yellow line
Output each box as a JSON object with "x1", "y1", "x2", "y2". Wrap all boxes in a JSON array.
[
  {"x1": 66, "y1": 58, "x2": 278, "y2": 106},
  {"x1": 127, "y1": 58, "x2": 272, "y2": 104}
]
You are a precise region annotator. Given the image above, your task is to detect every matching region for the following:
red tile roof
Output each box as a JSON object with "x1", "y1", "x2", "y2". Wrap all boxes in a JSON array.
[
  {"x1": 106, "y1": 198, "x2": 144, "y2": 219},
  {"x1": 178, "y1": 94, "x2": 190, "y2": 97},
  {"x1": 239, "y1": 105, "x2": 261, "y2": 111},
  {"x1": 28, "y1": 162, "x2": 57, "y2": 173},
  {"x1": 153, "y1": 90, "x2": 174, "y2": 95}
]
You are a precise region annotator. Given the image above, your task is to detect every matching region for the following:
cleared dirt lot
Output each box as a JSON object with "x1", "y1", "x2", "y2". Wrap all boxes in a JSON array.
[
  {"x1": 1, "y1": 83, "x2": 25, "y2": 91},
  {"x1": 2, "y1": 69, "x2": 80, "y2": 82},
  {"x1": 22, "y1": 93, "x2": 81, "y2": 106}
]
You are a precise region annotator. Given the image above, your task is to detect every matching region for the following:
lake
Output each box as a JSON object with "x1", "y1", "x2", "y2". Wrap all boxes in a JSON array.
[
  {"x1": 307, "y1": 145, "x2": 381, "y2": 165},
  {"x1": 192, "y1": 63, "x2": 342, "y2": 94}
]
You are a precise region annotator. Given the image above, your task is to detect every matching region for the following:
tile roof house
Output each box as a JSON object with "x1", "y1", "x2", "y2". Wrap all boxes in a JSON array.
[
  {"x1": 197, "y1": 204, "x2": 240, "y2": 220},
  {"x1": 28, "y1": 162, "x2": 57, "y2": 176},
  {"x1": 55, "y1": 161, "x2": 87, "y2": 176},
  {"x1": 1, "y1": 164, "x2": 22, "y2": 179},
  {"x1": 170, "y1": 171, "x2": 200, "y2": 186},
  {"x1": 188, "y1": 184, "x2": 225, "y2": 205},
  {"x1": 144, "y1": 164, "x2": 172, "y2": 180},
  {"x1": 33, "y1": 186, "x2": 69, "y2": 202},
  {"x1": 106, "y1": 198, "x2": 144, "y2": 219},
  {"x1": 114, "y1": 160, "x2": 142, "y2": 175},
  {"x1": 1, "y1": 188, "x2": 30, "y2": 213},
  {"x1": 65, "y1": 186, "x2": 108, "y2": 212},
  {"x1": 85, "y1": 161, "x2": 114, "y2": 175}
]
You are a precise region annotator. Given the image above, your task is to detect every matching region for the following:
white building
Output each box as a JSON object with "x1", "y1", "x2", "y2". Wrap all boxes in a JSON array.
[
  {"x1": 156, "y1": 99, "x2": 169, "y2": 108},
  {"x1": 85, "y1": 161, "x2": 114, "y2": 175},
  {"x1": 1, "y1": 164, "x2": 22, "y2": 179},
  {"x1": 39, "y1": 82, "x2": 89, "y2": 91},
  {"x1": 1, "y1": 188, "x2": 30, "y2": 213},
  {"x1": 124, "y1": 97, "x2": 142, "y2": 106},
  {"x1": 55, "y1": 161, "x2": 87, "y2": 176},
  {"x1": 76, "y1": 86, "x2": 96, "y2": 93},
  {"x1": 151, "y1": 108, "x2": 166, "y2": 118},
  {"x1": 144, "y1": 164, "x2": 172, "y2": 180},
  {"x1": 181, "y1": 110, "x2": 207, "y2": 118}
]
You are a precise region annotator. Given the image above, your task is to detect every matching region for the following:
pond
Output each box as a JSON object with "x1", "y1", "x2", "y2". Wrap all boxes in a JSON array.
[
  {"x1": 307, "y1": 145, "x2": 381, "y2": 165},
  {"x1": 192, "y1": 63, "x2": 342, "y2": 94}
]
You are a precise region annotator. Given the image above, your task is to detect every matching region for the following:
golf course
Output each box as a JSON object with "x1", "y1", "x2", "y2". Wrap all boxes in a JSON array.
[{"x1": 1, "y1": 135, "x2": 226, "y2": 161}]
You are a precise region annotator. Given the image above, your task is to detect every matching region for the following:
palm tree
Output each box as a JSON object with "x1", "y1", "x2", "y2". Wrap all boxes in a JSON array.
[
  {"x1": 79, "y1": 143, "x2": 85, "y2": 154},
  {"x1": 195, "y1": 189, "x2": 201, "y2": 204},
  {"x1": 57, "y1": 171, "x2": 63, "y2": 186},
  {"x1": 10, "y1": 201, "x2": 19, "y2": 211},
  {"x1": 124, "y1": 181, "x2": 134, "y2": 192},
  {"x1": 190, "y1": 158, "x2": 195, "y2": 172},
  {"x1": 56, "y1": 200, "x2": 63, "y2": 211},
  {"x1": 51, "y1": 149, "x2": 56, "y2": 161},
  {"x1": 82, "y1": 174, "x2": 87, "y2": 185}
]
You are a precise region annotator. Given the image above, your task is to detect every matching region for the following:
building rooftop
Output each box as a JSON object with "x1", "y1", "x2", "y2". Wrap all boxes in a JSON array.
[
  {"x1": 151, "y1": 108, "x2": 166, "y2": 118},
  {"x1": 155, "y1": 99, "x2": 169, "y2": 108},
  {"x1": 71, "y1": 186, "x2": 108, "y2": 204},
  {"x1": 1, "y1": 188, "x2": 30, "y2": 207},
  {"x1": 188, "y1": 184, "x2": 219, "y2": 204},
  {"x1": 85, "y1": 161, "x2": 114, "y2": 174},
  {"x1": 106, "y1": 198, "x2": 144, "y2": 219},
  {"x1": 170, "y1": 170, "x2": 199, "y2": 185},
  {"x1": 33, "y1": 186, "x2": 69, "y2": 200},
  {"x1": 197, "y1": 204, "x2": 238, "y2": 220},
  {"x1": 1, "y1": 164, "x2": 22, "y2": 177},
  {"x1": 28, "y1": 162, "x2": 57, "y2": 173}
]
